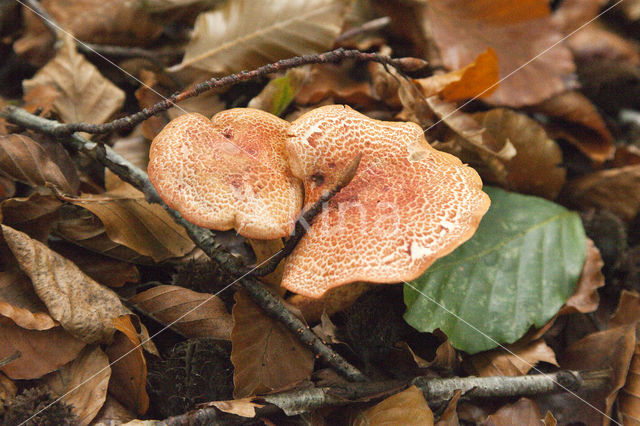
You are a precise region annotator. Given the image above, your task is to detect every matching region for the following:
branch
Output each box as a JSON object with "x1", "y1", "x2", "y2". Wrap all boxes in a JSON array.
[
  {"x1": 46, "y1": 48, "x2": 427, "y2": 137},
  {"x1": 157, "y1": 370, "x2": 610, "y2": 424},
  {"x1": 252, "y1": 153, "x2": 362, "y2": 277},
  {"x1": 1, "y1": 106, "x2": 367, "y2": 383}
]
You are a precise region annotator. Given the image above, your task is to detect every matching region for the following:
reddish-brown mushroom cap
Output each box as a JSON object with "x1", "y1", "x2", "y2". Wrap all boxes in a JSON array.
[
  {"x1": 282, "y1": 105, "x2": 490, "y2": 298},
  {"x1": 148, "y1": 109, "x2": 303, "y2": 239}
]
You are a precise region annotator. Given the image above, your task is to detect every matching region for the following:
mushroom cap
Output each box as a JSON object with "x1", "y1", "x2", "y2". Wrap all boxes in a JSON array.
[
  {"x1": 282, "y1": 105, "x2": 490, "y2": 298},
  {"x1": 148, "y1": 109, "x2": 303, "y2": 239}
]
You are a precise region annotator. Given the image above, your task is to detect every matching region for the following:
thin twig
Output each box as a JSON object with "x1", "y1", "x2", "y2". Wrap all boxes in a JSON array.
[
  {"x1": 158, "y1": 370, "x2": 610, "y2": 424},
  {"x1": 1, "y1": 106, "x2": 367, "y2": 383},
  {"x1": 48, "y1": 48, "x2": 426, "y2": 137},
  {"x1": 0, "y1": 351, "x2": 21, "y2": 368},
  {"x1": 252, "y1": 153, "x2": 362, "y2": 277},
  {"x1": 336, "y1": 16, "x2": 392, "y2": 42}
]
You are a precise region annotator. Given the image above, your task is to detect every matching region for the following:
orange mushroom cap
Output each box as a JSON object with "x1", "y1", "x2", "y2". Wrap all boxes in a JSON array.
[
  {"x1": 282, "y1": 105, "x2": 490, "y2": 298},
  {"x1": 148, "y1": 109, "x2": 303, "y2": 239}
]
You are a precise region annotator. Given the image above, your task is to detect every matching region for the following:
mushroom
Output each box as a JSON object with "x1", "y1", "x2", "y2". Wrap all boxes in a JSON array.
[
  {"x1": 282, "y1": 105, "x2": 490, "y2": 298},
  {"x1": 148, "y1": 108, "x2": 303, "y2": 239}
]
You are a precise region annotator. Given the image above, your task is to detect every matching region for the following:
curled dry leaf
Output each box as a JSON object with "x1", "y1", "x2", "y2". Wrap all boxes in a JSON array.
[
  {"x1": 425, "y1": 0, "x2": 575, "y2": 107},
  {"x1": 566, "y1": 164, "x2": 640, "y2": 221},
  {"x1": 0, "y1": 134, "x2": 79, "y2": 195},
  {"x1": 471, "y1": 108, "x2": 565, "y2": 199},
  {"x1": 559, "y1": 238, "x2": 604, "y2": 315},
  {"x1": 43, "y1": 345, "x2": 111, "y2": 425},
  {"x1": 0, "y1": 317, "x2": 85, "y2": 380},
  {"x1": 413, "y1": 48, "x2": 499, "y2": 101},
  {"x1": 1, "y1": 225, "x2": 128, "y2": 344},
  {"x1": 1, "y1": 193, "x2": 62, "y2": 242},
  {"x1": 171, "y1": 0, "x2": 350, "y2": 73},
  {"x1": 287, "y1": 282, "x2": 372, "y2": 323},
  {"x1": 398, "y1": 338, "x2": 459, "y2": 371},
  {"x1": 105, "y1": 315, "x2": 149, "y2": 415},
  {"x1": 90, "y1": 395, "x2": 136, "y2": 425},
  {"x1": 0, "y1": 269, "x2": 56, "y2": 331},
  {"x1": 467, "y1": 339, "x2": 558, "y2": 377},
  {"x1": 483, "y1": 398, "x2": 543, "y2": 426},
  {"x1": 207, "y1": 397, "x2": 265, "y2": 418},
  {"x1": 22, "y1": 34, "x2": 125, "y2": 125},
  {"x1": 531, "y1": 91, "x2": 615, "y2": 163},
  {"x1": 129, "y1": 285, "x2": 232, "y2": 340},
  {"x1": 352, "y1": 385, "x2": 434, "y2": 426},
  {"x1": 67, "y1": 182, "x2": 195, "y2": 262},
  {"x1": 231, "y1": 289, "x2": 314, "y2": 398}
]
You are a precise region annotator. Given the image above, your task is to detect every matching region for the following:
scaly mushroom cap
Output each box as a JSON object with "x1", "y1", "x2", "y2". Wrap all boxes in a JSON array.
[
  {"x1": 148, "y1": 109, "x2": 303, "y2": 239},
  {"x1": 282, "y1": 105, "x2": 490, "y2": 298}
]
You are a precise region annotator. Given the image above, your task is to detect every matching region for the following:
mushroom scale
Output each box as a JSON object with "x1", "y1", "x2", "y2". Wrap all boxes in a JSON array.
[
  {"x1": 282, "y1": 105, "x2": 490, "y2": 298},
  {"x1": 148, "y1": 109, "x2": 303, "y2": 239}
]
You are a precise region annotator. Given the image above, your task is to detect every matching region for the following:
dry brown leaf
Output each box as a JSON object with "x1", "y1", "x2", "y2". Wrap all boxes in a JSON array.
[
  {"x1": 414, "y1": 48, "x2": 499, "y2": 101},
  {"x1": 50, "y1": 242, "x2": 140, "y2": 288},
  {"x1": 0, "y1": 269, "x2": 56, "y2": 331},
  {"x1": 398, "y1": 337, "x2": 459, "y2": 371},
  {"x1": 426, "y1": 0, "x2": 574, "y2": 107},
  {"x1": 247, "y1": 238, "x2": 286, "y2": 292},
  {"x1": 90, "y1": 395, "x2": 136, "y2": 425},
  {"x1": 134, "y1": 70, "x2": 170, "y2": 141},
  {"x1": 0, "y1": 177, "x2": 15, "y2": 203},
  {"x1": 566, "y1": 164, "x2": 640, "y2": 221},
  {"x1": 23, "y1": 84, "x2": 61, "y2": 117},
  {"x1": 15, "y1": 0, "x2": 162, "y2": 64},
  {"x1": 472, "y1": 108, "x2": 566, "y2": 199},
  {"x1": 171, "y1": 0, "x2": 350, "y2": 73},
  {"x1": 53, "y1": 206, "x2": 155, "y2": 264},
  {"x1": 296, "y1": 63, "x2": 378, "y2": 109},
  {"x1": 287, "y1": 282, "x2": 372, "y2": 323},
  {"x1": 531, "y1": 91, "x2": 615, "y2": 163},
  {"x1": 482, "y1": 398, "x2": 543, "y2": 426},
  {"x1": 105, "y1": 315, "x2": 149, "y2": 415},
  {"x1": 231, "y1": 289, "x2": 314, "y2": 398},
  {"x1": 611, "y1": 290, "x2": 640, "y2": 328},
  {"x1": 43, "y1": 345, "x2": 110, "y2": 425},
  {"x1": 22, "y1": 34, "x2": 125, "y2": 125},
  {"x1": 544, "y1": 411, "x2": 558, "y2": 426},
  {"x1": 2, "y1": 224, "x2": 128, "y2": 344},
  {"x1": 0, "y1": 372, "x2": 16, "y2": 415},
  {"x1": 559, "y1": 239, "x2": 604, "y2": 315},
  {"x1": 129, "y1": 285, "x2": 232, "y2": 340},
  {"x1": 0, "y1": 317, "x2": 85, "y2": 380},
  {"x1": 353, "y1": 385, "x2": 434, "y2": 426},
  {"x1": 207, "y1": 397, "x2": 265, "y2": 418},
  {"x1": 67, "y1": 183, "x2": 195, "y2": 262},
  {"x1": 467, "y1": 339, "x2": 558, "y2": 377},
  {"x1": 436, "y1": 389, "x2": 461, "y2": 426},
  {"x1": 0, "y1": 134, "x2": 79, "y2": 195},
  {"x1": 1, "y1": 193, "x2": 62, "y2": 242}
]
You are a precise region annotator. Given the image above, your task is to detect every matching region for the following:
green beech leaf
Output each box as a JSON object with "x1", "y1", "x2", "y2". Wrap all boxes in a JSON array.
[{"x1": 403, "y1": 186, "x2": 586, "y2": 354}]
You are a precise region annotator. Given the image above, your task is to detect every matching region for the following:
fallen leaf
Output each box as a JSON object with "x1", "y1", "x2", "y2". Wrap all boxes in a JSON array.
[
  {"x1": 22, "y1": 84, "x2": 61, "y2": 117},
  {"x1": 90, "y1": 395, "x2": 136, "y2": 425},
  {"x1": 566, "y1": 164, "x2": 640, "y2": 221},
  {"x1": 531, "y1": 91, "x2": 615, "y2": 163},
  {"x1": 472, "y1": 108, "x2": 566, "y2": 199},
  {"x1": 207, "y1": 397, "x2": 265, "y2": 418},
  {"x1": 0, "y1": 372, "x2": 16, "y2": 415},
  {"x1": 2, "y1": 224, "x2": 128, "y2": 344},
  {"x1": 0, "y1": 269, "x2": 56, "y2": 330},
  {"x1": 43, "y1": 345, "x2": 110, "y2": 425},
  {"x1": 287, "y1": 282, "x2": 372, "y2": 323},
  {"x1": 0, "y1": 317, "x2": 85, "y2": 380},
  {"x1": 414, "y1": 48, "x2": 499, "y2": 101},
  {"x1": 467, "y1": 339, "x2": 558, "y2": 377},
  {"x1": 50, "y1": 241, "x2": 140, "y2": 288},
  {"x1": 134, "y1": 71, "x2": 170, "y2": 141},
  {"x1": 129, "y1": 285, "x2": 232, "y2": 340},
  {"x1": 0, "y1": 134, "x2": 79, "y2": 195},
  {"x1": 398, "y1": 339, "x2": 459, "y2": 371},
  {"x1": 1, "y1": 193, "x2": 62, "y2": 242},
  {"x1": 544, "y1": 411, "x2": 557, "y2": 426},
  {"x1": 171, "y1": 0, "x2": 350, "y2": 73},
  {"x1": 67, "y1": 183, "x2": 195, "y2": 262},
  {"x1": 559, "y1": 239, "x2": 604, "y2": 315},
  {"x1": 426, "y1": 0, "x2": 575, "y2": 107},
  {"x1": 231, "y1": 289, "x2": 314, "y2": 398},
  {"x1": 436, "y1": 389, "x2": 461, "y2": 426},
  {"x1": 352, "y1": 385, "x2": 434, "y2": 426},
  {"x1": 247, "y1": 238, "x2": 286, "y2": 292},
  {"x1": 22, "y1": 34, "x2": 125, "y2": 125},
  {"x1": 248, "y1": 68, "x2": 309, "y2": 116},
  {"x1": 611, "y1": 290, "x2": 640, "y2": 328},
  {"x1": 482, "y1": 398, "x2": 543, "y2": 426},
  {"x1": 104, "y1": 315, "x2": 149, "y2": 415}
]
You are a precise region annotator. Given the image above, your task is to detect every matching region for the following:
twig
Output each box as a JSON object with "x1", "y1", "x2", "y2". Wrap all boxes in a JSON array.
[
  {"x1": 0, "y1": 351, "x2": 21, "y2": 368},
  {"x1": 22, "y1": 0, "x2": 181, "y2": 66},
  {"x1": 252, "y1": 153, "x2": 362, "y2": 277},
  {"x1": 1, "y1": 106, "x2": 367, "y2": 383},
  {"x1": 47, "y1": 48, "x2": 426, "y2": 137},
  {"x1": 157, "y1": 370, "x2": 610, "y2": 424},
  {"x1": 336, "y1": 16, "x2": 392, "y2": 42}
]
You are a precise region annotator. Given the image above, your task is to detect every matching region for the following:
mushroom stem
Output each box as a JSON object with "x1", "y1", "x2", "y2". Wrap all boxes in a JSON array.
[
  {"x1": 251, "y1": 153, "x2": 362, "y2": 277},
  {"x1": 1, "y1": 106, "x2": 368, "y2": 383}
]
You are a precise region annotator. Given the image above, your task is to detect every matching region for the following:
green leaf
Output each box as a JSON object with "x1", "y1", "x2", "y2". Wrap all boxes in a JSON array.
[{"x1": 403, "y1": 186, "x2": 586, "y2": 354}]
